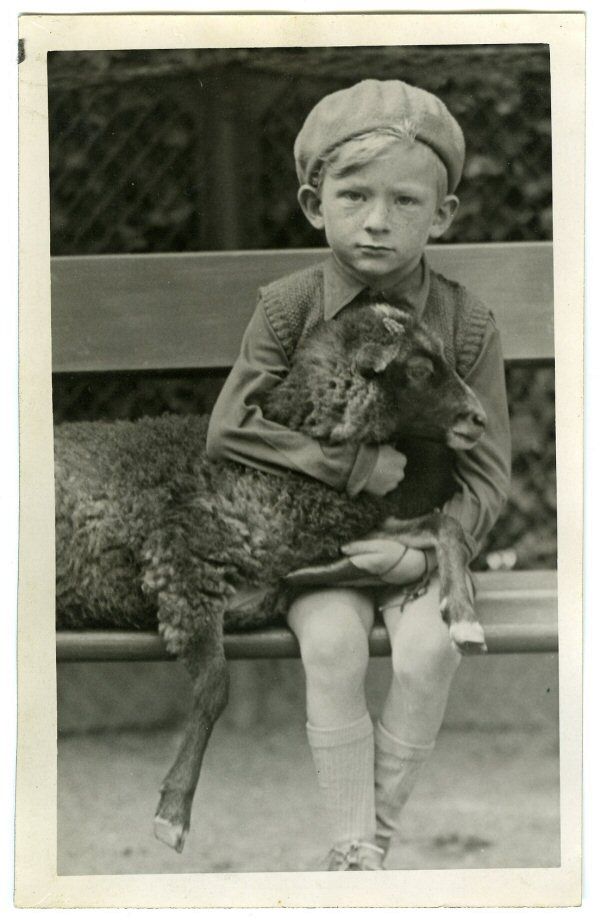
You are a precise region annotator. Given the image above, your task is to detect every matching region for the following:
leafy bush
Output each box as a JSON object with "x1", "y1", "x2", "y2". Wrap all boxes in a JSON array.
[{"x1": 48, "y1": 45, "x2": 551, "y2": 253}]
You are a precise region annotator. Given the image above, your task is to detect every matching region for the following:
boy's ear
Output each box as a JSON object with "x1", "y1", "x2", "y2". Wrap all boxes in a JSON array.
[
  {"x1": 428, "y1": 194, "x2": 460, "y2": 240},
  {"x1": 298, "y1": 184, "x2": 325, "y2": 230}
]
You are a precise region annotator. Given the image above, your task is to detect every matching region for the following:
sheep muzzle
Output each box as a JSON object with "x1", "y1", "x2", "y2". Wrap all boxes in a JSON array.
[{"x1": 446, "y1": 385, "x2": 487, "y2": 450}]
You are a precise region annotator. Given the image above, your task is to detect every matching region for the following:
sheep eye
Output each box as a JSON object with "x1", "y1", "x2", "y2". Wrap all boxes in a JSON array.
[{"x1": 406, "y1": 357, "x2": 434, "y2": 383}]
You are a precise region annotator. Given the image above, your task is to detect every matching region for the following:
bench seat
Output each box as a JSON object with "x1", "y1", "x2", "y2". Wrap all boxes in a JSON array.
[{"x1": 56, "y1": 570, "x2": 558, "y2": 661}]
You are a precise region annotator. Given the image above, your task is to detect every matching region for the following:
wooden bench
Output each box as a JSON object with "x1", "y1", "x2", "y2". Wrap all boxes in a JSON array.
[{"x1": 52, "y1": 241, "x2": 557, "y2": 661}]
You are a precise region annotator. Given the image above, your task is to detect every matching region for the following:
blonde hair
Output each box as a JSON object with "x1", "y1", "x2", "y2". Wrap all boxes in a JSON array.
[{"x1": 311, "y1": 123, "x2": 449, "y2": 204}]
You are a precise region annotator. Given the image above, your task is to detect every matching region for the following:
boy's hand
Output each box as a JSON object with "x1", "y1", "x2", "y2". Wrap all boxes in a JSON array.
[
  {"x1": 364, "y1": 446, "x2": 407, "y2": 496},
  {"x1": 341, "y1": 539, "x2": 435, "y2": 585}
]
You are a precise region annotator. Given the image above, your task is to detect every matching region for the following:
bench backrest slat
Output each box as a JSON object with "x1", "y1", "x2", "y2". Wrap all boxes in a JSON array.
[{"x1": 51, "y1": 241, "x2": 553, "y2": 373}]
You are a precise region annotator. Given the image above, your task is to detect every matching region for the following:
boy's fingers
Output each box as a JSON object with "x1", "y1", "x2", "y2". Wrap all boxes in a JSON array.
[
  {"x1": 347, "y1": 554, "x2": 385, "y2": 573},
  {"x1": 342, "y1": 539, "x2": 404, "y2": 555},
  {"x1": 341, "y1": 540, "x2": 384, "y2": 555}
]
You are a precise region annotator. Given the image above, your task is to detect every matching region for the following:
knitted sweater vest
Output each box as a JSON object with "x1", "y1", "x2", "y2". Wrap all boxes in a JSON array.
[{"x1": 260, "y1": 261, "x2": 490, "y2": 379}]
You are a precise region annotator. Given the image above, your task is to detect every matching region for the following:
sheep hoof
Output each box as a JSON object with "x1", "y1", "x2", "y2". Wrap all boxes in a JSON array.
[
  {"x1": 449, "y1": 620, "x2": 487, "y2": 655},
  {"x1": 154, "y1": 815, "x2": 188, "y2": 853}
]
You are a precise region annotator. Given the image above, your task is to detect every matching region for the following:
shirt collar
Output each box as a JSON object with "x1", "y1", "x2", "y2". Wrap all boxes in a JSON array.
[{"x1": 323, "y1": 253, "x2": 430, "y2": 321}]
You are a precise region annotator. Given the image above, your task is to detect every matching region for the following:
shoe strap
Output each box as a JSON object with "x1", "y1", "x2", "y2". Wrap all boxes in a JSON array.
[{"x1": 330, "y1": 840, "x2": 385, "y2": 869}]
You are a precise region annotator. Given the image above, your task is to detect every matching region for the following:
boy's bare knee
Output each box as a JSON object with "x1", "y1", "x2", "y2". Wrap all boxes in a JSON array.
[
  {"x1": 289, "y1": 590, "x2": 373, "y2": 677},
  {"x1": 390, "y1": 615, "x2": 461, "y2": 686},
  {"x1": 302, "y1": 624, "x2": 370, "y2": 679}
]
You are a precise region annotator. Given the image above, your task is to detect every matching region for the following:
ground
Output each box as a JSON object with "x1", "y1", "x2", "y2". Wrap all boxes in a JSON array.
[{"x1": 58, "y1": 719, "x2": 560, "y2": 875}]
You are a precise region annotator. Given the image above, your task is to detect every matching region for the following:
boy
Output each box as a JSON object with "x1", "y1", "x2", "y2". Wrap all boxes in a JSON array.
[{"x1": 207, "y1": 79, "x2": 511, "y2": 870}]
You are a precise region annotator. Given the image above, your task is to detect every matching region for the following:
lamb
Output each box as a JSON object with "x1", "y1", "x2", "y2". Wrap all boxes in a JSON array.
[{"x1": 55, "y1": 301, "x2": 487, "y2": 853}]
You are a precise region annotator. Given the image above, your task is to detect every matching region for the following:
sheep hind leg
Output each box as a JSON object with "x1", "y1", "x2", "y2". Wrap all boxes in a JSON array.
[
  {"x1": 154, "y1": 634, "x2": 229, "y2": 853},
  {"x1": 380, "y1": 513, "x2": 487, "y2": 655}
]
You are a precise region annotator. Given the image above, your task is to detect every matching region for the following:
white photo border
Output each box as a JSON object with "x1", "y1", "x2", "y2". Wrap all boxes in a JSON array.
[{"x1": 16, "y1": 11, "x2": 584, "y2": 908}]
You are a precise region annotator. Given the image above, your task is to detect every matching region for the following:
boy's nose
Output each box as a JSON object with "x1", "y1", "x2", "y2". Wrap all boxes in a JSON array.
[{"x1": 364, "y1": 201, "x2": 391, "y2": 232}]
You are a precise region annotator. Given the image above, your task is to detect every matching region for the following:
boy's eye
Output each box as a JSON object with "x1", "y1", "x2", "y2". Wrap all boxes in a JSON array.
[
  {"x1": 340, "y1": 190, "x2": 364, "y2": 202},
  {"x1": 396, "y1": 195, "x2": 417, "y2": 206}
]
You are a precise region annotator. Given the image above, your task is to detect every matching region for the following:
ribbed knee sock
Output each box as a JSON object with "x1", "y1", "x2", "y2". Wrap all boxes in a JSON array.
[
  {"x1": 374, "y1": 721, "x2": 434, "y2": 853},
  {"x1": 307, "y1": 713, "x2": 376, "y2": 848}
]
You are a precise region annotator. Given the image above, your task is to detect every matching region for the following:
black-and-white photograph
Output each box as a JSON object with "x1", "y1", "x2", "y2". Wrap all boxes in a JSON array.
[
  {"x1": 15, "y1": 11, "x2": 585, "y2": 909},
  {"x1": 50, "y1": 41, "x2": 559, "y2": 875}
]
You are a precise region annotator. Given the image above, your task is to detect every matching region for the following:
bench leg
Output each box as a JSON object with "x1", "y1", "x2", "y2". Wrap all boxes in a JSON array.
[{"x1": 154, "y1": 636, "x2": 229, "y2": 853}]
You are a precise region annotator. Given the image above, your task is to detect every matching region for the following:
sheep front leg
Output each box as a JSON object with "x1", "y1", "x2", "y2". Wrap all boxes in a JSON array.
[
  {"x1": 154, "y1": 634, "x2": 229, "y2": 853},
  {"x1": 381, "y1": 513, "x2": 487, "y2": 654}
]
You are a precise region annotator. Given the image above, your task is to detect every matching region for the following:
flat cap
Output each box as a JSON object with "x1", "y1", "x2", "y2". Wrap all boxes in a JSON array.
[{"x1": 294, "y1": 79, "x2": 465, "y2": 193}]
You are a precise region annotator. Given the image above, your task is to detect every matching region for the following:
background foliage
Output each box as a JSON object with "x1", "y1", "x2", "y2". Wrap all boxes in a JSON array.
[
  {"x1": 49, "y1": 45, "x2": 552, "y2": 253},
  {"x1": 49, "y1": 46, "x2": 556, "y2": 570}
]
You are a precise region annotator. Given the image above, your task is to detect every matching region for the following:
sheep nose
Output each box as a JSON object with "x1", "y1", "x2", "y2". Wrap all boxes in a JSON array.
[
  {"x1": 457, "y1": 408, "x2": 487, "y2": 430},
  {"x1": 471, "y1": 409, "x2": 487, "y2": 429}
]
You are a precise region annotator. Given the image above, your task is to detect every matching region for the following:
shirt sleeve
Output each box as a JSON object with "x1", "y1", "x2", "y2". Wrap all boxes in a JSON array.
[
  {"x1": 442, "y1": 315, "x2": 512, "y2": 559},
  {"x1": 206, "y1": 297, "x2": 379, "y2": 495}
]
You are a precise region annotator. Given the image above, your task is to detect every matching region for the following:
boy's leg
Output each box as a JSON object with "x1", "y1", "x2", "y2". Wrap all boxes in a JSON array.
[
  {"x1": 287, "y1": 588, "x2": 382, "y2": 866},
  {"x1": 374, "y1": 576, "x2": 462, "y2": 854}
]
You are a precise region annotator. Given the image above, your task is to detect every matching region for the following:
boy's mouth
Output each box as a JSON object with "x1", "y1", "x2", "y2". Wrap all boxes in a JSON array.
[{"x1": 358, "y1": 244, "x2": 394, "y2": 253}]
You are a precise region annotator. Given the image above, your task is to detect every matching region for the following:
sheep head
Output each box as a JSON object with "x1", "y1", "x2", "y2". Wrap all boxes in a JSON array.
[{"x1": 262, "y1": 303, "x2": 487, "y2": 451}]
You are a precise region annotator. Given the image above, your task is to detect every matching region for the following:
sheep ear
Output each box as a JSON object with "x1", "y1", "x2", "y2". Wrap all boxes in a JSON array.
[
  {"x1": 382, "y1": 317, "x2": 406, "y2": 338},
  {"x1": 355, "y1": 342, "x2": 400, "y2": 375}
]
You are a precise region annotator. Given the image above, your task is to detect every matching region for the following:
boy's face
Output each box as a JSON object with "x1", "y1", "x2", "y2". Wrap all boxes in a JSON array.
[{"x1": 299, "y1": 141, "x2": 458, "y2": 289}]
